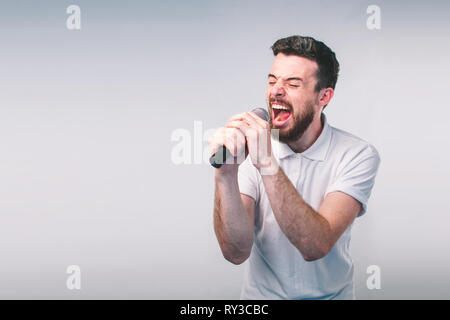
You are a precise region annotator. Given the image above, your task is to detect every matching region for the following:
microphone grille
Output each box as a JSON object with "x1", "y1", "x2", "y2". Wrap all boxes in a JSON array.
[{"x1": 252, "y1": 108, "x2": 269, "y2": 121}]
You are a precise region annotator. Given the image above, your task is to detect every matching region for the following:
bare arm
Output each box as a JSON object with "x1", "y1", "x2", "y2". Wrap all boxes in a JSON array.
[
  {"x1": 208, "y1": 123, "x2": 256, "y2": 265},
  {"x1": 213, "y1": 171, "x2": 255, "y2": 265},
  {"x1": 226, "y1": 111, "x2": 362, "y2": 262},
  {"x1": 260, "y1": 162, "x2": 361, "y2": 261}
]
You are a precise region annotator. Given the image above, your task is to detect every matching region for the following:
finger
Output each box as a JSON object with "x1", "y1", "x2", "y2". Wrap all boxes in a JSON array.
[
  {"x1": 228, "y1": 117, "x2": 261, "y2": 135},
  {"x1": 226, "y1": 120, "x2": 251, "y2": 133},
  {"x1": 247, "y1": 111, "x2": 270, "y2": 129},
  {"x1": 226, "y1": 121, "x2": 262, "y2": 151},
  {"x1": 228, "y1": 112, "x2": 248, "y2": 122},
  {"x1": 228, "y1": 112, "x2": 260, "y2": 129},
  {"x1": 223, "y1": 128, "x2": 246, "y2": 157},
  {"x1": 208, "y1": 128, "x2": 227, "y2": 155},
  {"x1": 239, "y1": 112, "x2": 264, "y2": 130}
]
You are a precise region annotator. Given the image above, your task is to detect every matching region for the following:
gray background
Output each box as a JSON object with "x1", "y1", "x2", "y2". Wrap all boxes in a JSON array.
[{"x1": 0, "y1": 0, "x2": 449, "y2": 299}]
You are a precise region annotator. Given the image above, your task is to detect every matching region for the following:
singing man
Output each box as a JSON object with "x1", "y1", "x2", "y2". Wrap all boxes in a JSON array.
[{"x1": 209, "y1": 35, "x2": 381, "y2": 299}]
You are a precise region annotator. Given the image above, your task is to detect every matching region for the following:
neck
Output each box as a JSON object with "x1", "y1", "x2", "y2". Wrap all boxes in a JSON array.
[{"x1": 287, "y1": 112, "x2": 324, "y2": 153}]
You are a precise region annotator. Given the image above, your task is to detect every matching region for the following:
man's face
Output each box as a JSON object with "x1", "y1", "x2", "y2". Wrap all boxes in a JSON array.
[{"x1": 266, "y1": 53, "x2": 320, "y2": 143}]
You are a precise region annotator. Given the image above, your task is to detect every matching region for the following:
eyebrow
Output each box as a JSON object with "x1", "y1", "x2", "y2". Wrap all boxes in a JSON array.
[{"x1": 268, "y1": 74, "x2": 303, "y2": 82}]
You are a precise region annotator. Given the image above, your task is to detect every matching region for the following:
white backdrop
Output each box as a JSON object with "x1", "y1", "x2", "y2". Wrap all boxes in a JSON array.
[{"x1": 0, "y1": 0, "x2": 449, "y2": 299}]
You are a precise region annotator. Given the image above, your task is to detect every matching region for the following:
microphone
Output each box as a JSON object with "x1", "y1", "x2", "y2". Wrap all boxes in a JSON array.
[{"x1": 209, "y1": 108, "x2": 269, "y2": 168}]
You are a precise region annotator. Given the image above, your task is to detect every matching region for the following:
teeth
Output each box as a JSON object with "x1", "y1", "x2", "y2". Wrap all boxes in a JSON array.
[{"x1": 272, "y1": 104, "x2": 289, "y2": 111}]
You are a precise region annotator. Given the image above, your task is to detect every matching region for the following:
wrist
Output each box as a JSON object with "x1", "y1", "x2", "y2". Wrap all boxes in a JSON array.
[
  {"x1": 214, "y1": 168, "x2": 239, "y2": 184},
  {"x1": 257, "y1": 156, "x2": 279, "y2": 176}
]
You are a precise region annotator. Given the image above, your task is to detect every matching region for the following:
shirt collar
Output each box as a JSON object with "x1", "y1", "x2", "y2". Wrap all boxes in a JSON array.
[{"x1": 273, "y1": 113, "x2": 332, "y2": 162}]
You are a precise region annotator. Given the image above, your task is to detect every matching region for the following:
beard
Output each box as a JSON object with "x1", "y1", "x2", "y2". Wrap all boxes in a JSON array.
[{"x1": 269, "y1": 99, "x2": 316, "y2": 144}]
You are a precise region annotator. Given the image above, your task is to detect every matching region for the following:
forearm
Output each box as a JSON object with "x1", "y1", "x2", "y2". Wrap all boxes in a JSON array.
[
  {"x1": 213, "y1": 172, "x2": 254, "y2": 264},
  {"x1": 260, "y1": 161, "x2": 332, "y2": 261}
]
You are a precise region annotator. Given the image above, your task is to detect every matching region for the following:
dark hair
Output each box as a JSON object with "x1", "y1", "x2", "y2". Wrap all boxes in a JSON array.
[{"x1": 271, "y1": 35, "x2": 340, "y2": 93}]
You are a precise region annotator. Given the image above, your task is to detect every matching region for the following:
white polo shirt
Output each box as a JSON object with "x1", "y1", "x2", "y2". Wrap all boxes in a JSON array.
[{"x1": 237, "y1": 113, "x2": 381, "y2": 300}]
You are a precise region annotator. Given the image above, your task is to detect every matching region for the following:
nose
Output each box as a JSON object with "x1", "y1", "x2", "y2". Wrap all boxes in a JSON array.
[{"x1": 269, "y1": 81, "x2": 286, "y2": 99}]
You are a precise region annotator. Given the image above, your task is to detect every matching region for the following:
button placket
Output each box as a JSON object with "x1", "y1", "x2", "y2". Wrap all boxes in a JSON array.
[{"x1": 295, "y1": 154, "x2": 303, "y2": 191}]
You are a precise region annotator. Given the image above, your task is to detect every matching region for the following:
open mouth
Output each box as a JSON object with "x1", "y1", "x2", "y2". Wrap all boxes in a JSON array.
[{"x1": 271, "y1": 103, "x2": 292, "y2": 127}]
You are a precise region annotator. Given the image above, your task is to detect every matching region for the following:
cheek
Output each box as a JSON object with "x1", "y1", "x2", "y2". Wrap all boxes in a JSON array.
[
  {"x1": 291, "y1": 90, "x2": 314, "y2": 109},
  {"x1": 290, "y1": 96, "x2": 303, "y2": 111},
  {"x1": 266, "y1": 87, "x2": 272, "y2": 100}
]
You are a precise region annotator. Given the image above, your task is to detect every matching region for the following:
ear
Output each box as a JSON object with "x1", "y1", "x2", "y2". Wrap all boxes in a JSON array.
[{"x1": 318, "y1": 88, "x2": 334, "y2": 108}]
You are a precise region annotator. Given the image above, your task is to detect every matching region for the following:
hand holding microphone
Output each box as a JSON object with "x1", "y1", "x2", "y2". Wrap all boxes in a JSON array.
[{"x1": 209, "y1": 108, "x2": 272, "y2": 171}]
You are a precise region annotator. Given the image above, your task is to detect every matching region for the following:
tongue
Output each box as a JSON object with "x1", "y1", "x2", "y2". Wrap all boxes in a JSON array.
[{"x1": 273, "y1": 110, "x2": 291, "y2": 126}]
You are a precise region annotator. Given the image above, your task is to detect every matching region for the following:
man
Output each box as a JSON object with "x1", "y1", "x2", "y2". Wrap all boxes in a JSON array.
[{"x1": 208, "y1": 35, "x2": 381, "y2": 299}]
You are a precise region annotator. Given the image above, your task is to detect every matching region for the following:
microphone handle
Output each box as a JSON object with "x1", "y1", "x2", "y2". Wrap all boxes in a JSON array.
[{"x1": 209, "y1": 145, "x2": 233, "y2": 169}]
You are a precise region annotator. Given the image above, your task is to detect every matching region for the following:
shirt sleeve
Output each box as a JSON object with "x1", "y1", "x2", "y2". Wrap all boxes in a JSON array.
[
  {"x1": 237, "y1": 157, "x2": 260, "y2": 203},
  {"x1": 325, "y1": 144, "x2": 381, "y2": 217}
]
